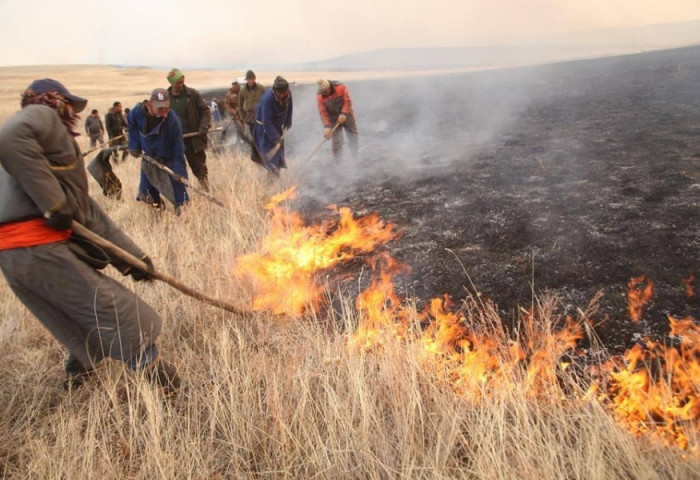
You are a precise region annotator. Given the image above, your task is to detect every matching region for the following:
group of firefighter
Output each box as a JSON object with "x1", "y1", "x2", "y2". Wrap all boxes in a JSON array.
[
  {"x1": 90, "y1": 69, "x2": 360, "y2": 214},
  {"x1": 0, "y1": 70, "x2": 361, "y2": 395}
]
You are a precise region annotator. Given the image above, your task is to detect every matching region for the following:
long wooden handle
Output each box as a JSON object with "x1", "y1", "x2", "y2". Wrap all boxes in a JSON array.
[
  {"x1": 70, "y1": 221, "x2": 251, "y2": 316},
  {"x1": 304, "y1": 122, "x2": 340, "y2": 163},
  {"x1": 82, "y1": 134, "x2": 125, "y2": 156},
  {"x1": 183, "y1": 127, "x2": 224, "y2": 139},
  {"x1": 140, "y1": 154, "x2": 227, "y2": 208}
]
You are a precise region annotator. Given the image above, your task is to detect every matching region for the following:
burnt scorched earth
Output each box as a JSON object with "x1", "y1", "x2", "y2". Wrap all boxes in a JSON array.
[{"x1": 291, "y1": 46, "x2": 700, "y2": 350}]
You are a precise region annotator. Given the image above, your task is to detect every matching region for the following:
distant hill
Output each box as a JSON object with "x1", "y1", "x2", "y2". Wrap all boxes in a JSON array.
[{"x1": 291, "y1": 19, "x2": 700, "y2": 71}]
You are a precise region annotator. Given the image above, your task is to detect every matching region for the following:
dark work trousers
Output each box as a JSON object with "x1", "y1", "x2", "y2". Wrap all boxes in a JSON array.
[
  {"x1": 184, "y1": 140, "x2": 209, "y2": 191},
  {"x1": 0, "y1": 242, "x2": 162, "y2": 371},
  {"x1": 331, "y1": 114, "x2": 359, "y2": 159}
]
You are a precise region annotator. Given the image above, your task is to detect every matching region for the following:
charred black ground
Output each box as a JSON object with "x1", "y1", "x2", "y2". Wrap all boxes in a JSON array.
[{"x1": 209, "y1": 46, "x2": 700, "y2": 349}]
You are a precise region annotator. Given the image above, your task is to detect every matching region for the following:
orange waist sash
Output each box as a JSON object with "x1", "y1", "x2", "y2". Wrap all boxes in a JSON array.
[{"x1": 0, "y1": 218, "x2": 72, "y2": 250}]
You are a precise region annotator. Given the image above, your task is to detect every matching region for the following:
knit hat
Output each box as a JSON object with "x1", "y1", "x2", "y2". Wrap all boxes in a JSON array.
[
  {"x1": 272, "y1": 76, "x2": 289, "y2": 92},
  {"x1": 317, "y1": 79, "x2": 330, "y2": 94},
  {"x1": 245, "y1": 70, "x2": 255, "y2": 80},
  {"x1": 167, "y1": 68, "x2": 184, "y2": 85}
]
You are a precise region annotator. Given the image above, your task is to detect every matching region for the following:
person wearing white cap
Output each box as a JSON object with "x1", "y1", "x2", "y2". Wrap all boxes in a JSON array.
[
  {"x1": 127, "y1": 88, "x2": 189, "y2": 215},
  {"x1": 316, "y1": 79, "x2": 359, "y2": 160}
]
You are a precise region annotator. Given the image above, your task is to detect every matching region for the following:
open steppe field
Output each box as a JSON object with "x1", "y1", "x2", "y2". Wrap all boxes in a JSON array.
[{"x1": 1, "y1": 48, "x2": 700, "y2": 478}]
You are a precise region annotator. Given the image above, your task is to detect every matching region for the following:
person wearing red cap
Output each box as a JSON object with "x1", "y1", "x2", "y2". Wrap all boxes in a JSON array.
[{"x1": 0, "y1": 78, "x2": 180, "y2": 394}]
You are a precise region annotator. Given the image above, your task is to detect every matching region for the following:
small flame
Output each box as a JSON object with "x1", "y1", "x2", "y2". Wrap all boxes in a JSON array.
[
  {"x1": 351, "y1": 253, "x2": 412, "y2": 350},
  {"x1": 599, "y1": 315, "x2": 700, "y2": 451},
  {"x1": 628, "y1": 275, "x2": 653, "y2": 323},
  {"x1": 683, "y1": 274, "x2": 695, "y2": 298}
]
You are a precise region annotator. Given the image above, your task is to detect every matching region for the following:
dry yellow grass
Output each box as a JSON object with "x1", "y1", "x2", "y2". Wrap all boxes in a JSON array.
[{"x1": 0, "y1": 66, "x2": 698, "y2": 478}]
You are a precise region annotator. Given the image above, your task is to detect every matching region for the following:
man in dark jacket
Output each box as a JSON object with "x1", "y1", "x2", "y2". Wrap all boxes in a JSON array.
[
  {"x1": 0, "y1": 78, "x2": 179, "y2": 393},
  {"x1": 316, "y1": 79, "x2": 359, "y2": 160},
  {"x1": 128, "y1": 88, "x2": 189, "y2": 215},
  {"x1": 253, "y1": 76, "x2": 293, "y2": 172},
  {"x1": 166, "y1": 68, "x2": 212, "y2": 192},
  {"x1": 105, "y1": 101, "x2": 128, "y2": 162}
]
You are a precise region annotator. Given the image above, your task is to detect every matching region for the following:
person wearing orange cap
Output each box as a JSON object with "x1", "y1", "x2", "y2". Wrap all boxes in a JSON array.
[{"x1": 316, "y1": 79, "x2": 359, "y2": 160}]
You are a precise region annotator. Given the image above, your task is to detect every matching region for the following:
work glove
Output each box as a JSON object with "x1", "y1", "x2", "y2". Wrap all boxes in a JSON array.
[
  {"x1": 337, "y1": 114, "x2": 347, "y2": 125},
  {"x1": 131, "y1": 255, "x2": 155, "y2": 282},
  {"x1": 323, "y1": 127, "x2": 332, "y2": 138},
  {"x1": 44, "y1": 209, "x2": 72, "y2": 231},
  {"x1": 129, "y1": 149, "x2": 142, "y2": 158}
]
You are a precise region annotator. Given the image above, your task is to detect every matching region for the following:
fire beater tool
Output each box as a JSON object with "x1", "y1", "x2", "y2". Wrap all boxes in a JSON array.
[
  {"x1": 140, "y1": 153, "x2": 228, "y2": 209},
  {"x1": 82, "y1": 134, "x2": 125, "y2": 156},
  {"x1": 182, "y1": 126, "x2": 224, "y2": 139},
  {"x1": 303, "y1": 122, "x2": 340, "y2": 163},
  {"x1": 70, "y1": 221, "x2": 251, "y2": 316}
]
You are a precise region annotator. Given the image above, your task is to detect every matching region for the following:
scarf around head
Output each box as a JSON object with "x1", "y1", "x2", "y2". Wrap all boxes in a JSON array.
[
  {"x1": 167, "y1": 68, "x2": 184, "y2": 84},
  {"x1": 21, "y1": 91, "x2": 80, "y2": 136}
]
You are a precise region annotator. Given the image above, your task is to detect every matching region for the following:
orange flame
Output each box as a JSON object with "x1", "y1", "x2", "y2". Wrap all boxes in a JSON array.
[
  {"x1": 683, "y1": 274, "x2": 695, "y2": 298},
  {"x1": 351, "y1": 253, "x2": 413, "y2": 349},
  {"x1": 236, "y1": 190, "x2": 700, "y2": 452},
  {"x1": 234, "y1": 189, "x2": 398, "y2": 315},
  {"x1": 628, "y1": 275, "x2": 653, "y2": 323},
  {"x1": 598, "y1": 316, "x2": 700, "y2": 451}
]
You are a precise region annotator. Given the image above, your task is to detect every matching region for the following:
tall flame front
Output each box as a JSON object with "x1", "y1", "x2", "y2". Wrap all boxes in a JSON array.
[{"x1": 234, "y1": 188, "x2": 700, "y2": 452}]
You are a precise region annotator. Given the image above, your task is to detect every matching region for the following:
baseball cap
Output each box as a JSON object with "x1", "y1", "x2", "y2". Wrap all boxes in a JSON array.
[
  {"x1": 150, "y1": 88, "x2": 170, "y2": 108},
  {"x1": 26, "y1": 78, "x2": 88, "y2": 113}
]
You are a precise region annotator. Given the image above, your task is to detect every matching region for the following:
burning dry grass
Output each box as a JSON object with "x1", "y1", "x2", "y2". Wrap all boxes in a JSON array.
[
  {"x1": 0, "y1": 148, "x2": 697, "y2": 478},
  {"x1": 0, "y1": 70, "x2": 700, "y2": 478}
]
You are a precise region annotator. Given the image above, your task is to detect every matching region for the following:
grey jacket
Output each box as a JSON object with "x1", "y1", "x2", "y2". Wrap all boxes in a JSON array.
[
  {"x1": 85, "y1": 115, "x2": 104, "y2": 136},
  {"x1": 0, "y1": 105, "x2": 145, "y2": 261}
]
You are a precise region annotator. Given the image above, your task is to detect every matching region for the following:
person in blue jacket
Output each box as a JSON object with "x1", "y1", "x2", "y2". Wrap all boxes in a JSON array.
[
  {"x1": 128, "y1": 88, "x2": 189, "y2": 214},
  {"x1": 252, "y1": 76, "x2": 293, "y2": 172}
]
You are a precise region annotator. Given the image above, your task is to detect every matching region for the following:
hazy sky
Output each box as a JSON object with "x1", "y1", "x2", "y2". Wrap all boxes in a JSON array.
[{"x1": 0, "y1": 0, "x2": 699, "y2": 68}]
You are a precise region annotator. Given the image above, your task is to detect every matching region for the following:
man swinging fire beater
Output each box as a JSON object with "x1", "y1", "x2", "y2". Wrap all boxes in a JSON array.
[
  {"x1": 0, "y1": 78, "x2": 179, "y2": 393},
  {"x1": 316, "y1": 79, "x2": 359, "y2": 160}
]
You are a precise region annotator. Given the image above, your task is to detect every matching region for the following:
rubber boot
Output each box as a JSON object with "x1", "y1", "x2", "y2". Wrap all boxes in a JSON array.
[
  {"x1": 63, "y1": 353, "x2": 94, "y2": 391},
  {"x1": 143, "y1": 356, "x2": 181, "y2": 395}
]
